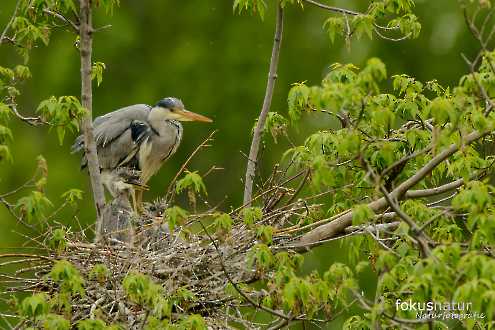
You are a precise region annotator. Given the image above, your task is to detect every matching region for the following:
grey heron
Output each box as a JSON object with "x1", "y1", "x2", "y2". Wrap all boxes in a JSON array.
[{"x1": 72, "y1": 97, "x2": 212, "y2": 210}]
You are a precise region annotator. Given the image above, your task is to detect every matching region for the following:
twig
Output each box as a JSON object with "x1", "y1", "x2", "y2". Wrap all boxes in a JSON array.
[
  {"x1": 90, "y1": 297, "x2": 105, "y2": 319},
  {"x1": 165, "y1": 130, "x2": 217, "y2": 202},
  {"x1": 0, "y1": 197, "x2": 38, "y2": 231},
  {"x1": 309, "y1": 108, "x2": 349, "y2": 128},
  {"x1": 42, "y1": 8, "x2": 79, "y2": 33},
  {"x1": 285, "y1": 168, "x2": 310, "y2": 206},
  {"x1": 0, "y1": 175, "x2": 37, "y2": 198},
  {"x1": 0, "y1": 0, "x2": 21, "y2": 45},
  {"x1": 302, "y1": 0, "x2": 360, "y2": 16},
  {"x1": 243, "y1": 3, "x2": 284, "y2": 206},
  {"x1": 461, "y1": 53, "x2": 494, "y2": 115},
  {"x1": 8, "y1": 104, "x2": 48, "y2": 126},
  {"x1": 92, "y1": 24, "x2": 112, "y2": 32},
  {"x1": 418, "y1": 209, "x2": 450, "y2": 233},
  {"x1": 373, "y1": 28, "x2": 411, "y2": 41}
]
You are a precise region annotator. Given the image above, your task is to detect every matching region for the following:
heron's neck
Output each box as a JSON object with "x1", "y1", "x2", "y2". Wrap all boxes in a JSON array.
[{"x1": 147, "y1": 107, "x2": 169, "y2": 135}]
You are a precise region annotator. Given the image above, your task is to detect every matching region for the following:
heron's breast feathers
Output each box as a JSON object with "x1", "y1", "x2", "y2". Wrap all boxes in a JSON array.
[{"x1": 138, "y1": 121, "x2": 183, "y2": 183}]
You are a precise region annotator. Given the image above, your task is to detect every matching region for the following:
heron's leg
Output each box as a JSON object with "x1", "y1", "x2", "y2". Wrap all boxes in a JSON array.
[
  {"x1": 130, "y1": 189, "x2": 138, "y2": 214},
  {"x1": 136, "y1": 189, "x2": 144, "y2": 214},
  {"x1": 101, "y1": 171, "x2": 118, "y2": 198}
]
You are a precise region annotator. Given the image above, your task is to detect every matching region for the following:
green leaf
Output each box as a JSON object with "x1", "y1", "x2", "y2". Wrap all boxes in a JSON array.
[
  {"x1": 95, "y1": 0, "x2": 121, "y2": 15},
  {"x1": 122, "y1": 271, "x2": 165, "y2": 310},
  {"x1": 323, "y1": 17, "x2": 345, "y2": 43},
  {"x1": 249, "y1": 243, "x2": 273, "y2": 271},
  {"x1": 15, "y1": 191, "x2": 53, "y2": 223},
  {"x1": 233, "y1": 0, "x2": 267, "y2": 19},
  {"x1": 89, "y1": 264, "x2": 110, "y2": 284},
  {"x1": 365, "y1": 57, "x2": 387, "y2": 81},
  {"x1": 288, "y1": 82, "x2": 310, "y2": 122},
  {"x1": 240, "y1": 207, "x2": 263, "y2": 227},
  {"x1": 49, "y1": 260, "x2": 85, "y2": 297},
  {"x1": 389, "y1": 14, "x2": 421, "y2": 38},
  {"x1": 256, "y1": 225, "x2": 274, "y2": 244},
  {"x1": 48, "y1": 228, "x2": 67, "y2": 252},
  {"x1": 0, "y1": 66, "x2": 15, "y2": 80},
  {"x1": 164, "y1": 206, "x2": 188, "y2": 232},
  {"x1": 280, "y1": 0, "x2": 303, "y2": 8},
  {"x1": 0, "y1": 125, "x2": 13, "y2": 141},
  {"x1": 61, "y1": 189, "x2": 84, "y2": 204},
  {"x1": 36, "y1": 96, "x2": 87, "y2": 143},
  {"x1": 14, "y1": 65, "x2": 31, "y2": 79},
  {"x1": 352, "y1": 204, "x2": 375, "y2": 225},
  {"x1": 176, "y1": 171, "x2": 207, "y2": 196},
  {"x1": 20, "y1": 293, "x2": 49, "y2": 320},
  {"x1": 352, "y1": 15, "x2": 374, "y2": 39},
  {"x1": 180, "y1": 314, "x2": 207, "y2": 330},
  {"x1": 262, "y1": 112, "x2": 289, "y2": 143},
  {"x1": 59, "y1": 0, "x2": 77, "y2": 13},
  {"x1": 77, "y1": 319, "x2": 108, "y2": 330},
  {"x1": 42, "y1": 314, "x2": 70, "y2": 330},
  {"x1": 428, "y1": 97, "x2": 456, "y2": 124},
  {"x1": 91, "y1": 62, "x2": 106, "y2": 87},
  {"x1": 0, "y1": 103, "x2": 11, "y2": 122},
  {"x1": 213, "y1": 213, "x2": 233, "y2": 234},
  {"x1": 0, "y1": 145, "x2": 13, "y2": 163}
]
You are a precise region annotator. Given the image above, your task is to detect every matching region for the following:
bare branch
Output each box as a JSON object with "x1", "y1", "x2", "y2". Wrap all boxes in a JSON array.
[
  {"x1": 302, "y1": 0, "x2": 360, "y2": 16},
  {"x1": 42, "y1": 8, "x2": 79, "y2": 33},
  {"x1": 8, "y1": 104, "x2": 48, "y2": 126},
  {"x1": 243, "y1": 4, "x2": 284, "y2": 206},
  {"x1": 405, "y1": 178, "x2": 464, "y2": 199}
]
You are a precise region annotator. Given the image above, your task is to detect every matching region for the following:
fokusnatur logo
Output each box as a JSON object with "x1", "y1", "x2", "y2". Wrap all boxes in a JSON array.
[{"x1": 395, "y1": 299, "x2": 486, "y2": 320}]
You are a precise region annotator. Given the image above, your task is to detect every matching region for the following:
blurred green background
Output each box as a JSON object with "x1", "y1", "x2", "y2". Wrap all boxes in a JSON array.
[{"x1": 0, "y1": 0, "x2": 479, "y2": 327}]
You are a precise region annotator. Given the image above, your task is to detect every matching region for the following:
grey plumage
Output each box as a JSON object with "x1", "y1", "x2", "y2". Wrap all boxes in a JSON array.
[
  {"x1": 72, "y1": 104, "x2": 152, "y2": 171},
  {"x1": 72, "y1": 97, "x2": 211, "y2": 202}
]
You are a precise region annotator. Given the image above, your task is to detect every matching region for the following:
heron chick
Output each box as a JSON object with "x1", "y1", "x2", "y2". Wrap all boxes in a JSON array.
[{"x1": 72, "y1": 97, "x2": 212, "y2": 210}]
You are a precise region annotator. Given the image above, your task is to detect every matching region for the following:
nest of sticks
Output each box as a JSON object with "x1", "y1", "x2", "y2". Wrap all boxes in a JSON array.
[{"x1": 0, "y1": 189, "x2": 311, "y2": 329}]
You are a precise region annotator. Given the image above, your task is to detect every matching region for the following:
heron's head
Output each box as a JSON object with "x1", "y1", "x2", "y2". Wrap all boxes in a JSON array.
[{"x1": 153, "y1": 97, "x2": 212, "y2": 122}]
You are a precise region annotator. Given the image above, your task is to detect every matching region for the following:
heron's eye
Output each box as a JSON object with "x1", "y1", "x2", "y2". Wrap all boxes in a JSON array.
[{"x1": 169, "y1": 108, "x2": 175, "y2": 112}]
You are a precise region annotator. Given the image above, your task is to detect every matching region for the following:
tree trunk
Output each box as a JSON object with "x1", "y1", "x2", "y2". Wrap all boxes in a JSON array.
[{"x1": 79, "y1": 0, "x2": 106, "y2": 242}]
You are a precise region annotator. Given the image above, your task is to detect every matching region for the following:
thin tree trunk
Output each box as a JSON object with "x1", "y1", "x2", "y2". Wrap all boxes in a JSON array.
[
  {"x1": 79, "y1": 0, "x2": 106, "y2": 241},
  {"x1": 243, "y1": 4, "x2": 284, "y2": 206}
]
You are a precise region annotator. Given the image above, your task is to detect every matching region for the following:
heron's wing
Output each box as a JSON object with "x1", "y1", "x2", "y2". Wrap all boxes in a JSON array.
[
  {"x1": 93, "y1": 104, "x2": 151, "y2": 148},
  {"x1": 71, "y1": 104, "x2": 151, "y2": 153},
  {"x1": 90, "y1": 120, "x2": 153, "y2": 170},
  {"x1": 72, "y1": 104, "x2": 152, "y2": 170}
]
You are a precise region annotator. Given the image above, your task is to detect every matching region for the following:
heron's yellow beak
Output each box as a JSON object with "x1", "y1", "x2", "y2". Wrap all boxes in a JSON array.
[{"x1": 175, "y1": 109, "x2": 213, "y2": 122}]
